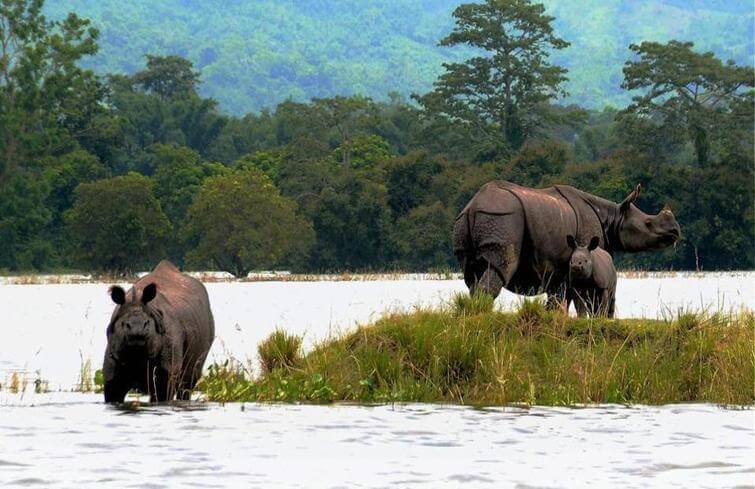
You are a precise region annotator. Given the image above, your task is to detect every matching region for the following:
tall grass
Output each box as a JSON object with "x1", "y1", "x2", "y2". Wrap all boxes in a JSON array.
[
  {"x1": 257, "y1": 330, "x2": 303, "y2": 374},
  {"x1": 199, "y1": 303, "x2": 754, "y2": 406}
]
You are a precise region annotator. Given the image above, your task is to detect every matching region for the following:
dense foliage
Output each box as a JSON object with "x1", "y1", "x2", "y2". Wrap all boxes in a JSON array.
[
  {"x1": 183, "y1": 168, "x2": 315, "y2": 277},
  {"x1": 1, "y1": 0, "x2": 753, "y2": 275},
  {"x1": 42, "y1": 0, "x2": 754, "y2": 114}
]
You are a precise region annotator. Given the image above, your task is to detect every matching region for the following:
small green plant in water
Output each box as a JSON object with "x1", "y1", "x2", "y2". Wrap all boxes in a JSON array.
[
  {"x1": 258, "y1": 330, "x2": 303, "y2": 374},
  {"x1": 197, "y1": 360, "x2": 254, "y2": 402},
  {"x1": 78, "y1": 357, "x2": 94, "y2": 392},
  {"x1": 34, "y1": 370, "x2": 49, "y2": 394},
  {"x1": 94, "y1": 369, "x2": 104, "y2": 393},
  {"x1": 452, "y1": 291, "x2": 495, "y2": 316}
]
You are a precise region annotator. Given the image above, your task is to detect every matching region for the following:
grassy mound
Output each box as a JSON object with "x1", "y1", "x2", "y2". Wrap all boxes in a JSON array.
[{"x1": 198, "y1": 298, "x2": 754, "y2": 406}]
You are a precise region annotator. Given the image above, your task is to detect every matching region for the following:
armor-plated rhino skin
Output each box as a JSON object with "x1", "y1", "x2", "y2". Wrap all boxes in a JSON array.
[
  {"x1": 103, "y1": 260, "x2": 215, "y2": 403},
  {"x1": 453, "y1": 181, "x2": 680, "y2": 305}
]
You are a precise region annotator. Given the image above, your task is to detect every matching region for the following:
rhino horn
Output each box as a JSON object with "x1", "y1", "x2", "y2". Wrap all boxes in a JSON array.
[{"x1": 620, "y1": 184, "x2": 641, "y2": 211}]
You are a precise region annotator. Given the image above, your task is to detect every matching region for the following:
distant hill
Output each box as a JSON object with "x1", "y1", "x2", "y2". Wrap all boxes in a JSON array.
[{"x1": 46, "y1": 0, "x2": 754, "y2": 114}]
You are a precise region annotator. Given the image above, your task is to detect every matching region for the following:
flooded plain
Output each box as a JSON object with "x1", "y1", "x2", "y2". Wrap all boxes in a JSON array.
[
  {"x1": 0, "y1": 271, "x2": 752, "y2": 389},
  {"x1": 0, "y1": 272, "x2": 753, "y2": 488}
]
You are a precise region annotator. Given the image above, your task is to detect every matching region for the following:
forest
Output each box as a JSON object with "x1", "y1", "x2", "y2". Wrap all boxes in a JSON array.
[
  {"x1": 1, "y1": 0, "x2": 753, "y2": 275},
  {"x1": 44, "y1": 0, "x2": 754, "y2": 114}
]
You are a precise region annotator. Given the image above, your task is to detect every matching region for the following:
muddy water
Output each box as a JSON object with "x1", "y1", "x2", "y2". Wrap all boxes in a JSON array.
[{"x1": 0, "y1": 396, "x2": 752, "y2": 488}]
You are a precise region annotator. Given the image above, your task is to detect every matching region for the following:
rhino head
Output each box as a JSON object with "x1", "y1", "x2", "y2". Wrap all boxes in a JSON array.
[
  {"x1": 107, "y1": 283, "x2": 164, "y2": 360},
  {"x1": 615, "y1": 185, "x2": 681, "y2": 252},
  {"x1": 567, "y1": 235, "x2": 599, "y2": 281}
]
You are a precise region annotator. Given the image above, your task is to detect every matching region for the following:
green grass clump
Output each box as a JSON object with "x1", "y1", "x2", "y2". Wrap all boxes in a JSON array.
[
  {"x1": 199, "y1": 304, "x2": 755, "y2": 406},
  {"x1": 451, "y1": 291, "x2": 495, "y2": 316},
  {"x1": 257, "y1": 330, "x2": 303, "y2": 374}
]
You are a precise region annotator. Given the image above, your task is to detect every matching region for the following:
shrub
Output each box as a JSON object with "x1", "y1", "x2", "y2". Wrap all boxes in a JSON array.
[{"x1": 258, "y1": 330, "x2": 303, "y2": 374}]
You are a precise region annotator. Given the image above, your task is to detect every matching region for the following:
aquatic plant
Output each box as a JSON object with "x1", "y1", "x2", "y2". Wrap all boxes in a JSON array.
[
  {"x1": 8, "y1": 371, "x2": 28, "y2": 394},
  {"x1": 77, "y1": 356, "x2": 94, "y2": 392},
  {"x1": 34, "y1": 370, "x2": 49, "y2": 394},
  {"x1": 257, "y1": 330, "x2": 303, "y2": 374},
  {"x1": 200, "y1": 304, "x2": 755, "y2": 406}
]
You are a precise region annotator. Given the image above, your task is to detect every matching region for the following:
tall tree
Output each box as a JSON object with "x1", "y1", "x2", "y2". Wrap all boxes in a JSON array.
[
  {"x1": 133, "y1": 54, "x2": 200, "y2": 100},
  {"x1": 183, "y1": 168, "x2": 314, "y2": 277},
  {"x1": 0, "y1": 0, "x2": 100, "y2": 180},
  {"x1": 312, "y1": 96, "x2": 376, "y2": 166},
  {"x1": 64, "y1": 173, "x2": 172, "y2": 272},
  {"x1": 415, "y1": 0, "x2": 569, "y2": 152},
  {"x1": 621, "y1": 40, "x2": 754, "y2": 168}
]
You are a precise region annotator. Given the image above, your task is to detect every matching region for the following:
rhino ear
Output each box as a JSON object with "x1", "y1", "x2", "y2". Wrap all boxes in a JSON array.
[
  {"x1": 566, "y1": 234, "x2": 577, "y2": 249},
  {"x1": 588, "y1": 236, "x2": 600, "y2": 251},
  {"x1": 141, "y1": 283, "x2": 157, "y2": 304},
  {"x1": 109, "y1": 286, "x2": 126, "y2": 305},
  {"x1": 620, "y1": 184, "x2": 641, "y2": 212}
]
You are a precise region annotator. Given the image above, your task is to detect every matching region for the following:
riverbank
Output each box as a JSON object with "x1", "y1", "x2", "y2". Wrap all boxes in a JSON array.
[
  {"x1": 2, "y1": 270, "x2": 752, "y2": 285},
  {"x1": 199, "y1": 297, "x2": 754, "y2": 406}
]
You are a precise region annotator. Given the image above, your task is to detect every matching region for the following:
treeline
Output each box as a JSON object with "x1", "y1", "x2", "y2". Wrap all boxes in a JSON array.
[{"x1": 1, "y1": 0, "x2": 753, "y2": 276}]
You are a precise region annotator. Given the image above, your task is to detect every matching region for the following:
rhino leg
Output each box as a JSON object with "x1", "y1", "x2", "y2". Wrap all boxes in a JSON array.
[
  {"x1": 474, "y1": 264, "x2": 504, "y2": 298},
  {"x1": 177, "y1": 353, "x2": 208, "y2": 401},
  {"x1": 463, "y1": 208, "x2": 524, "y2": 299},
  {"x1": 104, "y1": 380, "x2": 129, "y2": 403},
  {"x1": 570, "y1": 289, "x2": 589, "y2": 317},
  {"x1": 599, "y1": 289, "x2": 616, "y2": 318}
]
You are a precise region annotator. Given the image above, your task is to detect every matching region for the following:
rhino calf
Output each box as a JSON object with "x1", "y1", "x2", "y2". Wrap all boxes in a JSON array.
[
  {"x1": 103, "y1": 260, "x2": 215, "y2": 403},
  {"x1": 566, "y1": 235, "x2": 617, "y2": 317}
]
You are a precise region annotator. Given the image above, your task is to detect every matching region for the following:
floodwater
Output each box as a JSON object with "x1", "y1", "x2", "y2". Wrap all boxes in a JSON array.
[
  {"x1": 0, "y1": 396, "x2": 752, "y2": 488},
  {"x1": 0, "y1": 272, "x2": 752, "y2": 390},
  {"x1": 0, "y1": 273, "x2": 753, "y2": 488}
]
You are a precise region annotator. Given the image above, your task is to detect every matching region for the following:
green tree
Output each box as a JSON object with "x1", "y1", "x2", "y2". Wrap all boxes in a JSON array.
[
  {"x1": 44, "y1": 150, "x2": 110, "y2": 225},
  {"x1": 150, "y1": 144, "x2": 224, "y2": 225},
  {"x1": 503, "y1": 139, "x2": 570, "y2": 187},
  {"x1": 64, "y1": 173, "x2": 171, "y2": 272},
  {"x1": 311, "y1": 169, "x2": 393, "y2": 270},
  {"x1": 312, "y1": 96, "x2": 376, "y2": 166},
  {"x1": 183, "y1": 168, "x2": 314, "y2": 277},
  {"x1": 106, "y1": 56, "x2": 226, "y2": 169},
  {"x1": 0, "y1": 0, "x2": 100, "y2": 180},
  {"x1": 621, "y1": 41, "x2": 754, "y2": 168},
  {"x1": 416, "y1": 0, "x2": 569, "y2": 152},
  {"x1": 340, "y1": 134, "x2": 393, "y2": 170},
  {"x1": 0, "y1": 171, "x2": 53, "y2": 270},
  {"x1": 391, "y1": 201, "x2": 454, "y2": 270},
  {"x1": 386, "y1": 151, "x2": 447, "y2": 217},
  {"x1": 234, "y1": 149, "x2": 287, "y2": 181},
  {"x1": 133, "y1": 54, "x2": 200, "y2": 100},
  {"x1": 150, "y1": 144, "x2": 226, "y2": 264}
]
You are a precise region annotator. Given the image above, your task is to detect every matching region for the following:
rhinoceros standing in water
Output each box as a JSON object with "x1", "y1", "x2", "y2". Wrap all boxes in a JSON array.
[
  {"x1": 453, "y1": 181, "x2": 681, "y2": 306},
  {"x1": 103, "y1": 260, "x2": 215, "y2": 403}
]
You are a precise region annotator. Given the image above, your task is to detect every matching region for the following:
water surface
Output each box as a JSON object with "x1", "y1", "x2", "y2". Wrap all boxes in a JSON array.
[{"x1": 0, "y1": 396, "x2": 752, "y2": 488}]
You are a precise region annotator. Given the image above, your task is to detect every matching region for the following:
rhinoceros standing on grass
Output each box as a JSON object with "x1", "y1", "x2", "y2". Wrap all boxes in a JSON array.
[
  {"x1": 103, "y1": 260, "x2": 215, "y2": 403},
  {"x1": 453, "y1": 181, "x2": 680, "y2": 307},
  {"x1": 567, "y1": 235, "x2": 617, "y2": 317}
]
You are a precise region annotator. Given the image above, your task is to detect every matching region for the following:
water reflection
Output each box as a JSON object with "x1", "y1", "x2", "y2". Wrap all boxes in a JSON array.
[{"x1": 0, "y1": 396, "x2": 752, "y2": 488}]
